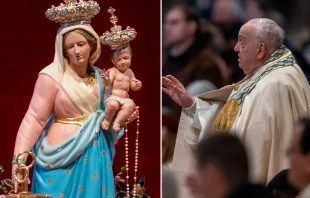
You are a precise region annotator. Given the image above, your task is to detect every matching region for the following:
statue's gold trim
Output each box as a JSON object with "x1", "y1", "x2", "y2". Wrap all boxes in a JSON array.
[{"x1": 54, "y1": 115, "x2": 88, "y2": 126}]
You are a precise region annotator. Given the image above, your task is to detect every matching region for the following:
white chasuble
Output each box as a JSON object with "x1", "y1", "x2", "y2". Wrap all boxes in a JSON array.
[{"x1": 172, "y1": 46, "x2": 310, "y2": 198}]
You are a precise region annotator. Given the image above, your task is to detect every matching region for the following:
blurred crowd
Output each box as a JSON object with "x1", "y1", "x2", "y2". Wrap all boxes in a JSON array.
[
  {"x1": 162, "y1": 1, "x2": 310, "y2": 197},
  {"x1": 163, "y1": 118, "x2": 310, "y2": 198}
]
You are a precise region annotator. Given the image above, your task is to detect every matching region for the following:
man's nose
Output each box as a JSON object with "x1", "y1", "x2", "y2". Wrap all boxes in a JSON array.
[{"x1": 234, "y1": 44, "x2": 239, "y2": 52}]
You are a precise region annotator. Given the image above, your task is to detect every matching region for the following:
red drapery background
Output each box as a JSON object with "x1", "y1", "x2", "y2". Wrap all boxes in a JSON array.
[{"x1": 0, "y1": 0, "x2": 160, "y2": 197}]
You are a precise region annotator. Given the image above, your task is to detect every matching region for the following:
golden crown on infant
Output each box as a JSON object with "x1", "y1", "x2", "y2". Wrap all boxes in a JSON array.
[
  {"x1": 45, "y1": 0, "x2": 100, "y2": 27},
  {"x1": 100, "y1": 7, "x2": 137, "y2": 50}
]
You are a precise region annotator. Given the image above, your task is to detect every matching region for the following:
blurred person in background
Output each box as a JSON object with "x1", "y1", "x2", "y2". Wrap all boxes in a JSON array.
[
  {"x1": 208, "y1": 0, "x2": 245, "y2": 83},
  {"x1": 187, "y1": 133, "x2": 271, "y2": 198},
  {"x1": 162, "y1": 165, "x2": 179, "y2": 198},
  {"x1": 266, "y1": 169, "x2": 299, "y2": 198},
  {"x1": 288, "y1": 118, "x2": 310, "y2": 198},
  {"x1": 162, "y1": 3, "x2": 230, "y2": 117},
  {"x1": 210, "y1": 0, "x2": 243, "y2": 50},
  {"x1": 162, "y1": 109, "x2": 179, "y2": 167}
]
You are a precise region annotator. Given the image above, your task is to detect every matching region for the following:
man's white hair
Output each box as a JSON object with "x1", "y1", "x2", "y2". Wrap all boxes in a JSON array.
[{"x1": 248, "y1": 18, "x2": 285, "y2": 52}]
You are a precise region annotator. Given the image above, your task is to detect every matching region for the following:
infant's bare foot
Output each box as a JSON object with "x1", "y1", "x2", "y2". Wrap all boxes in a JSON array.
[
  {"x1": 113, "y1": 122, "x2": 120, "y2": 132},
  {"x1": 102, "y1": 120, "x2": 110, "y2": 130}
]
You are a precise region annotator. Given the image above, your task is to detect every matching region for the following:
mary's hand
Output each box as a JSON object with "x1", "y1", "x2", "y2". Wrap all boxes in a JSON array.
[{"x1": 162, "y1": 75, "x2": 194, "y2": 108}]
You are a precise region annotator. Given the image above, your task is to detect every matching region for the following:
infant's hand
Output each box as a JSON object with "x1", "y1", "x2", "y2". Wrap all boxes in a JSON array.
[
  {"x1": 101, "y1": 69, "x2": 109, "y2": 81},
  {"x1": 133, "y1": 79, "x2": 142, "y2": 89}
]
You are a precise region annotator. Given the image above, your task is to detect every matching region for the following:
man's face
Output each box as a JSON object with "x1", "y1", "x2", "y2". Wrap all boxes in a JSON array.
[
  {"x1": 288, "y1": 126, "x2": 310, "y2": 190},
  {"x1": 211, "y1": 0, "x2": 237, "y2": 25},
  {"x1": 163, "y1": 8, "x2": 192, "y2": 48},
  {"x1": 234, "y1": 23, "x2": 260, "y2": 75}
]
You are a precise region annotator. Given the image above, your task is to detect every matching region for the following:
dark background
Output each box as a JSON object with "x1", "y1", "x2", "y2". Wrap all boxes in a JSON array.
[{"x1": 0, "y1": 0, "x2": 160, "y2": 197}]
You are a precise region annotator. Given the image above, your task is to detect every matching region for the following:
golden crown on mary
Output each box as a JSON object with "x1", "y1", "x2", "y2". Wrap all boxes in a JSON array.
[
  {"x1": 45, "y1": 0, "x2": 100, "y2": 27},
  {"x1": 100, "y1": 7, "x2": 137, "y2": 50}
]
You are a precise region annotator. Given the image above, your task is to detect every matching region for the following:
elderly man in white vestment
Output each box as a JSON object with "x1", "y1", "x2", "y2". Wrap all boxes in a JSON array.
[{"x1": 162, "y1": 18, "x2": 310, "y2": 198}]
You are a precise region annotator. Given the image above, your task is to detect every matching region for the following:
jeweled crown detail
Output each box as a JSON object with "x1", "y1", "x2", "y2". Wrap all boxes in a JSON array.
[
  {"x1": 45, "y1": 0, "x2": 100, "y2": 27},
  {"x1": 100, "y1": 7, "x2": 137, "y2": 50}
]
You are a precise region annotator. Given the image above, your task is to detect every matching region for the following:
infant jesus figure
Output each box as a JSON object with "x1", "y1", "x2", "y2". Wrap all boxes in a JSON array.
[{"x1": 101, "y1": 44, "x2": 142, "y2": 131}]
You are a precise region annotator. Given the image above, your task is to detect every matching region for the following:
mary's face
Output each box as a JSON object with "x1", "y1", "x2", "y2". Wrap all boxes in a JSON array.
[{"x1": 64, "y1": 32, "x2": 91, "y2": 66}]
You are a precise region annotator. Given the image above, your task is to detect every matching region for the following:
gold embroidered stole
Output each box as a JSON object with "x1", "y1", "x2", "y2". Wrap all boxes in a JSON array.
[{"x1": 214, "y1": 45, "x2": 296, "y2": 131}]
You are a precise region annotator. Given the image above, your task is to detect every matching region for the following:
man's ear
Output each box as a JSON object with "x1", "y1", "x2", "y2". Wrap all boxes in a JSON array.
[{"x1": 257, "y1": 42, "x2": 266, "y2": 60}]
